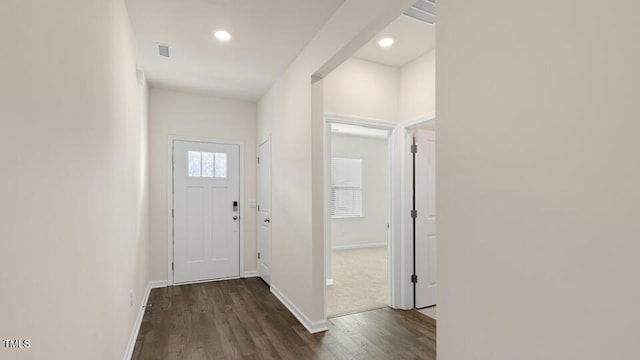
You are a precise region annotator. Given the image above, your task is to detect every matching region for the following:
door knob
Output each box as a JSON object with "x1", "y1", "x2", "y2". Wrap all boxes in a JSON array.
[
  {"x1": 233, "y1": 216, "x2": 238, "y2": 220},
  {"x1": 264, "y1": 218, "x2": 270, "y2": 223}
]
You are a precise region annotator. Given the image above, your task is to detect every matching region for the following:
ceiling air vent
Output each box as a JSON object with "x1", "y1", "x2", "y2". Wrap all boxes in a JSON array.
[
  {"x1": 157, "y1": 44, "x2": 171, "y2": 58},
  {"x1": 403, "y1": 0, "x2": 436, "y2": 25}
]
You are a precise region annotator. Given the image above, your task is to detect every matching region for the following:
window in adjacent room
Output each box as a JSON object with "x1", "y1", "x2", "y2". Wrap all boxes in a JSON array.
[{"x1": 331, "y1": 157, "x2": 362, "y2": 218}]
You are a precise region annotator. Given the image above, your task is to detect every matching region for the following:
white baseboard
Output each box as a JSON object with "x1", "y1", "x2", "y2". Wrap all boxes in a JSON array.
[
  {"x1": 148, "y1": 280, "x2": 168, "y2": 289},
  {"x1": 270, "y1": 285, "x2": 328, "y2": 334},
  {"x1": 123, "y1": 280, "x2": 167, "y2": 360},
  {"x1": 243, "y1": 270, "x2": 259, "y2": 278},
  {"x1": 332, "y1": 242, "x2": 387, "y2": 251},
  {"x1": 326, "y1": 279, "x2": 334, "y2": 286}
]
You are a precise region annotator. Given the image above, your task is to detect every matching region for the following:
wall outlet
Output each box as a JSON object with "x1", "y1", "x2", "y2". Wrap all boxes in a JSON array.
[{"x1": 129, "y1": 289, "x2": 133, "y2": 308}]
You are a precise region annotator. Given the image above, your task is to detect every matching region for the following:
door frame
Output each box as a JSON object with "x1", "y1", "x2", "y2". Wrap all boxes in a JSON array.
[
  {"x1": 397, "y1": 113, "x2": 436, "y2": 309},
  {"x1": 323, "y1": 113, "x2": 395, "y2": 319},
  {"x1": 166, "y1": 135, "x2": 246, "y2": 286},
  {"x1": 256, "y1": 135, "x2": 272, "y2": 284}
]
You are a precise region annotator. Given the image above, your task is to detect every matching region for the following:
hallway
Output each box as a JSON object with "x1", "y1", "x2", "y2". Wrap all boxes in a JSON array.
[{"x1": 133, "y1": 279, "x2": 436, "y2": 359}]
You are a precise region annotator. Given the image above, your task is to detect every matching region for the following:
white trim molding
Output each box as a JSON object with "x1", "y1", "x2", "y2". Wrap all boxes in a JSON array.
[
  {"x1": 325, "y1": 112, "x2": 396, "y2": 130},
  {"x1": 172, "y1": 277, "x2": 240, "y2": 287},
  {"x1": 243, "y1": 270, "x2": 259, "y2": 278},
  {"x1": 271, "y1": 286, "x2": 328, "y2": 333},
  {"x1": 148, "y1": 280, "x2": 168, "y2": 289},
  {"x1": 401, "y1": 112, "x2": 436, "y2": 129},
  {"x1": 123, "y1": 280, "x2": 167, "y2": 360},
  {"x1": 332, "y1": 242, "x2": 388, "y2": 251},
  {"x1": 323, "y1": 112, "x2": 396, "y2": 319}
]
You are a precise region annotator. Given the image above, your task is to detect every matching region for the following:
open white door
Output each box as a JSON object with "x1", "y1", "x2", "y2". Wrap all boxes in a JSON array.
[
  {"x1": 257, "y1": 138, "x2": 272, "y2": 285},
  {"x1": 415, "y1": 129, "x2": 436, "y2": 308},
  {"x1": 172, "y1": 140, "x2": 240, "y2": 284}
]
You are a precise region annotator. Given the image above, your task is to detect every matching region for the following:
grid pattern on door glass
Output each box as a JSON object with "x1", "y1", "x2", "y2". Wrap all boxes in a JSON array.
[{"x1": 188, "y1": 151, "x2": 227, "y2": 178}]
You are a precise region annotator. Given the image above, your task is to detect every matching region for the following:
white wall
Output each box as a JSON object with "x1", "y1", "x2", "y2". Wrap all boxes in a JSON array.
[
  {"x1": 324, "y1": 58, "x2": 399, "y2": 122},
  {"x1": 399, "y1": 49, "x2": 436, "y2": 122},
  {"x1": 0, "y1": 0, "x2": 149, "y2": 358},
  {"x1": 438, "y1": 1, "x2": 640, "y2": 359},
  {"x1": 331, "y1": 134, "x2": 389, "y2": 249},
  {"x1": 148, "y1": 88, "x2": 257, "y2": 280},
  {"x1": 258, "y1": 0, "x2": 416, "y2": 326},
  {"x1": 324, "y1": 49, "x2": 436, "y2": 125}
]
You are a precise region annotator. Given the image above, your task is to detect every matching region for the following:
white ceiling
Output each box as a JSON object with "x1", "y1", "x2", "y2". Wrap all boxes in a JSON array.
[
  {"x1": 353, "y1": 15, "x2": 435, "y2": 68},
  {"x1": 126, "y1": 0, "x2": 345, "y2": 101}
]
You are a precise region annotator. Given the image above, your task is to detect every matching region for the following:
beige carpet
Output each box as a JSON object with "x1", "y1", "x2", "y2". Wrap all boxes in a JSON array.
[
  {"x1": 418, "y1": 306, "x2": 437, "y2": 320},
  {"x1": 327, "y1": 247, "x2": 388, "y2": 317}
]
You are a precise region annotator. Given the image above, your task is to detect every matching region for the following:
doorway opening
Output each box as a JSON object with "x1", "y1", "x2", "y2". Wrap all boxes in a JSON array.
[
  {"x1": 167, "y1": 136, "x2": 245, "y2": 285},
  {"x1": 325, "y1": 121, "x2": 392, "y2": 317},
  {"x1": 317, "y1": 2, "x2": 436, "y2": 322}
]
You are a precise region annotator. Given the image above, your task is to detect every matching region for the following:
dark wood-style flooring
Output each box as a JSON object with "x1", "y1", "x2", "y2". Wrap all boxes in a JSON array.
[{"x1": 132, "y1": 278, "x2": 436, "y2": 360}]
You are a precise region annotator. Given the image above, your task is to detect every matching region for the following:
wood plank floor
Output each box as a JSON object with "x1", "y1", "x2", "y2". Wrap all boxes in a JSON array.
[{"x1": 132, "y1": 278, "x2": 436, "y2": 360}]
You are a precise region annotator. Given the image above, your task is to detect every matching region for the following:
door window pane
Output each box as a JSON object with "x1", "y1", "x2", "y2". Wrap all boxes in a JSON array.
[
  {"x1": 202, "y1": 152, "x2": 214, "y2": 177},
  {"x1": 188, "y1": 151, "x2": 201, "y2": 177},
  {"x1": 214, "y1": 153, "x2": 227, "y2": 178},
  {"x1": 188, "y1": 150, "x2": 227, "y2": 178}
]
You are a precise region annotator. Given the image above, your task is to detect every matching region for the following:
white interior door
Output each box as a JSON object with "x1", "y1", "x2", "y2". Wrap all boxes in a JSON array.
[
  {"x1": 257, "y1": 139, "x2": 272, "y2": 285},
  {"x1": 415, "y1": 129, "x2": 436, "y2": 308},
  {"x1": 173, "y1": 140, "x2": 240, "y2": 284}
]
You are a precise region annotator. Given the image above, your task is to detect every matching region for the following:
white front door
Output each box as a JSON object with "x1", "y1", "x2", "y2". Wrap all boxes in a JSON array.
[
  {"x1": 257, "y1": 139, "x2": 272, "y2": 285},
  {"x1": 173, "y1": 140, "x2": 240, "y2": 284},
  {"x1": 415, "y1": 129, "x2": 437, "y2": 308}
]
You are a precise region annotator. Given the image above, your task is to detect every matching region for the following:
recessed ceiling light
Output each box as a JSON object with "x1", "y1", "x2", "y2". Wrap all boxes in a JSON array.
[
  {"x1": 378, "y1": 37, "x2": 395, "y2": 48},
  {"x1": 214, "y1": 30, "x2": 231, "y2": 42}
]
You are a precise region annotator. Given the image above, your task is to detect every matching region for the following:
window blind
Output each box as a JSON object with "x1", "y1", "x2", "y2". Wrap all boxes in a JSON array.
[{"x1": 331, "y1": 157, "x2": 362, "y2": 218}]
